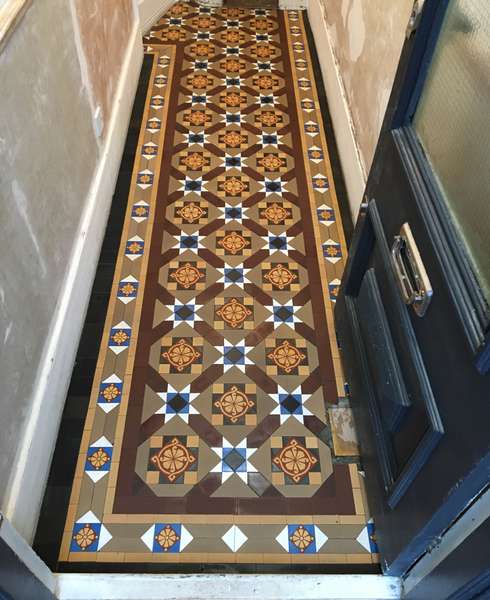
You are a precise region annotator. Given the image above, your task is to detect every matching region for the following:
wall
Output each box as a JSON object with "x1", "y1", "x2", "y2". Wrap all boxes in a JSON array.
[
  {"x1": 139, "y1": 0, "x2": 175, "y2": 33},
  {"x1": 72, "y1": 0, "x2": 134, "y2": 136},
  {"x1": 309, "y1": 0, "x2": 414, "y2": 218},
  {"x1": 0, "y1": 0, "x2": 97, "y2": 511},
  {"x1": 0, "y1": 0, "x2": 141, "y2": 541}
]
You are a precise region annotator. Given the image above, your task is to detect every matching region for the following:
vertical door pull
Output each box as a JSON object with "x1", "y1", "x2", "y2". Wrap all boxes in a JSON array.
[{"x1": 391, "y1": 223, "x2": 433, "y2": 317}]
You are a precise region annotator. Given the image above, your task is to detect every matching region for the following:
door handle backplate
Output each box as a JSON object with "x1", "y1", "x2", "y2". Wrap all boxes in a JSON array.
[{"x1": 391, "y1": 223, "x2": 433, "y2": 317}]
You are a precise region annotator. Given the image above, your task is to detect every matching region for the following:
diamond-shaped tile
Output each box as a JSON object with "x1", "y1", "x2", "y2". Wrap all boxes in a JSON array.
[{"x1": 222, "y1": 525, "x2": 248, "y2": 552}]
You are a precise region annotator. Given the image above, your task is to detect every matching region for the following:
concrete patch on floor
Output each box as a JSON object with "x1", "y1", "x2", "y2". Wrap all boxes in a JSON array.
[{"x1": 329, "y1": 407, "x2": 359, "y2": 456}]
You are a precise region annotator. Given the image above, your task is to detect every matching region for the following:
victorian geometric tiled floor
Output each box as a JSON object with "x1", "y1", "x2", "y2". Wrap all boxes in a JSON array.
[{"x1": 59, "y1": 1, "x2": 378, "y2": 566}]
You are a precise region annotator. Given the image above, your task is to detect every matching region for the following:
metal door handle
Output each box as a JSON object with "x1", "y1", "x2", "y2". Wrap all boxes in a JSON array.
[{"x1": 391, "y1": 223, "x2": 433, "y2": 317}]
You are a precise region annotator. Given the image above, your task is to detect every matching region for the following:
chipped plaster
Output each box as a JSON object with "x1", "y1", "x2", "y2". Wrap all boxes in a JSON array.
[{"x1": 322, "y1": 0, "x2": 414, "y2": 173}]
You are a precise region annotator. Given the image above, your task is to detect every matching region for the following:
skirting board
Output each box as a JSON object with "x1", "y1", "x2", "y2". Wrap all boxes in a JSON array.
[
  {"x1": 307, "y1": 0, "x2": 366, "y2": 221},
  {"x1": 56, "y1": 574, "x2": 401, "y2": 600},
  {"x1": 139, "y1": 0, "x2": 176, "y2": 33},
  {"x1": 3, "y1": 21, "x2": 144, "y2": 543}
]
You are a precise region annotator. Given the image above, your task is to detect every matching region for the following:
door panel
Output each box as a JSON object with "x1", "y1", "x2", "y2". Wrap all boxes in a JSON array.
[
  {"x1": 336, "y1": 0, "x2": 490, "y2": 575},
  {"x1": 340, "y1": 199, "x2": 444, "y2": 513},
  {"x1": 414, "y1": 0, "x2": 490, "y2": 305},
  {"x1": 356, "y1": 268, "x2": 410, "y2": 434}
]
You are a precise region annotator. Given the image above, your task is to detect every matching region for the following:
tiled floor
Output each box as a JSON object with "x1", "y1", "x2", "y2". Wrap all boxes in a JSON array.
[{"x1": 45, "y1": 1, "x2": 378, "y2": 568}]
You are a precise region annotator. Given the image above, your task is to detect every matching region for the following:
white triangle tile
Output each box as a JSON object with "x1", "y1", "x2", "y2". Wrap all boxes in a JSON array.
[
  {"x1": 141, "y1": 525, "x2": 156, "y2": 551},
  {"x1": 102, "y1": 374, "x2": 122, "y2": 384},
  {"x1": 86, "y1": 470, "x2": 108, "y2": 483},
  {"x1": 236, "y1": 472, "x2": 248, "y2": 483},
  {"x1": 109, "y1": 345, "x2": 127, "y2": 355},
  {"x1": 98, "y1": 402, "x2": 119, "y2": 414},
  {"x1": 76, "y1": 510, "x2": 100, "y2": 524},
  {"x1": 90, "y1": 436, "x2": 112, "y2": 448},
  {"x1": 356, "y1": 526, "x2": 371, "y2": 552},
  {"x1": 121, "y1": 275, "x2": 138, "y2": 283},
  {"x1": 234, "y1": 526, "x2": 247, "y2": 552},
  {"x1": 275, "y1": 526, "x2": 289, "y2": 552},
  {"x1": 97, "y1": 524, "x2": 112, "y2": 550},
  {"x1": 179, "y1": 525, "x2": 193, "y2": 551},
  {"x1": 314, "y1": 526, "x2": 328, "y2": 551},
  {"x1": 222, "y1": 527, "x2": 235, "y2": 550}
]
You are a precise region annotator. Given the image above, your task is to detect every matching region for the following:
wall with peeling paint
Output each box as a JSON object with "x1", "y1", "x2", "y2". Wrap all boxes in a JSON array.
[
  {"x1": 73, "y1": 0, "x2": 134, "y2": 136},
  {"x1": 0, "y1": 0, "x2": 137, "y2": 526},
  {"x1": 321, "y1": 0, "x2": 414, "y2": 176}
]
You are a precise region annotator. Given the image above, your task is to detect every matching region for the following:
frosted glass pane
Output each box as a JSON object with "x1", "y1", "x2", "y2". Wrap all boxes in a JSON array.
[{"x1": 414, "y1": 0, "x2": 490, "y2": 304}]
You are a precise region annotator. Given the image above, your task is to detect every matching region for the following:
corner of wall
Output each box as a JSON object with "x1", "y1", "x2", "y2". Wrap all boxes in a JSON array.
[
  {"x1": 307, "y1": 0, "x2": 367, "y2": 222},
  {"x1": 139, "y1": 0, "x2": 176, "y2": 34}
]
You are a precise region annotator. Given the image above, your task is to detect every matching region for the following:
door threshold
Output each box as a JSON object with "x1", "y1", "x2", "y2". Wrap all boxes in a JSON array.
[{"x1": 55, "y1": 573, "x2": 401, "y2": 600}]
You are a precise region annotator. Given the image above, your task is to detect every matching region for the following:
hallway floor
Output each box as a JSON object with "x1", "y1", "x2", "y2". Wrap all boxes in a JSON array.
[{"x1": 45, "y1": 1, "x2": 377, "y2": 568}]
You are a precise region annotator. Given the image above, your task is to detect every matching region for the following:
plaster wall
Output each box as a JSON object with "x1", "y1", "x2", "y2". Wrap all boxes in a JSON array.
[
  {"x1": 72, "y1": 0, "x2": 135, "y2": 135},
  {"x1": 321, "y1": 0, "x2": 414, "y2": 176},
  {"x1": 0, "y1": 0, "x2": 97, "y2": 511},
  {"x1": 138, "y1": 0, "x2": 175, "y2": 33},
  {"x1": 0, "y1": 0, "x2": 139, "y2": 539}
]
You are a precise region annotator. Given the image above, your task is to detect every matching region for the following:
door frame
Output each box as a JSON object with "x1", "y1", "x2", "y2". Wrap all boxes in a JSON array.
[
  {"x1": 0, "y1": 513, "x2": 57, "y2": 600},
  {"x1": 368, "y1": 0, "x2": 490, "y2": 372},
  {"x1": 403, "y1": 484, "x2": 490, "y2": 599}
]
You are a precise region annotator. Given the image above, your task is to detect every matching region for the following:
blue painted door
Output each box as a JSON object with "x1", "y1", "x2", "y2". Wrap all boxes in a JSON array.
[{"x1": 336, "y1": 0, "x2": 490, "y2": 576}]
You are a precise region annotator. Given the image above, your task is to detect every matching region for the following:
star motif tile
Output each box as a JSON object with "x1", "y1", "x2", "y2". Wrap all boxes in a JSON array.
[
  {"x1": 215, "y1": 341, "x2": 253, "y2": 372},
  {"x1": 211, "y1": 438, "x2": 257, "y2": 483},
  {"x1": 262, "y1": 233, "x2": 295, "y2": 255},
  {"x1": 172, "y1": 232, "x2": 205, "y2": 251},
  {"x1": 270, "y1": 385, "x2": 312, "y2": 423},
  {"x1": 265, "y1": 299, "x2": 302, "y2": 329},
  {"x1": 218, "y1": 203, "x2": 243, "y2": 223},
  {"x1": 217, "y1": 266, "x2": 251, "y2": 289},
  {"x1": 156, "y1": 384, "x2": 199, "y2": 422},
  {"x1": 165, "y1": 301, "x2": 203, "y2": 324}
]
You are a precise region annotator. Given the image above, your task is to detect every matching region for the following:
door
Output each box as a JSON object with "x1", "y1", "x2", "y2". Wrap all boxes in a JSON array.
[{"x1": 335, "y1": 0, "x2": 490, "y2": 576}]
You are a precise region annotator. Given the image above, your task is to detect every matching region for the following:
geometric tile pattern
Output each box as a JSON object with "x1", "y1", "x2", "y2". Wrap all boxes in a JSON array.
[{"x1": 60, "y1": 1, "x2": 376, "y2": 566}]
